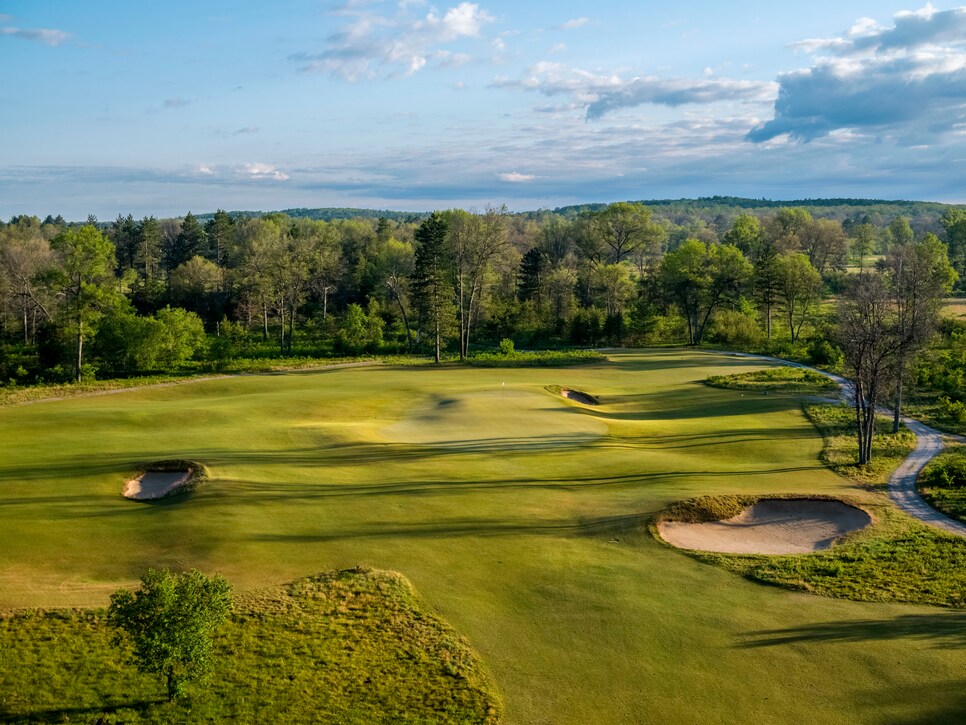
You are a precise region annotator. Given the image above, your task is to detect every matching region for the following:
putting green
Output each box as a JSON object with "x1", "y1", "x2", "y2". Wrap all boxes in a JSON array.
[
  {"x1": 382, "y1": 388, "x2": 606, "y2": 445},
  {"x1": 1, "y1": 349, "x2": 964, "y2": 724}
]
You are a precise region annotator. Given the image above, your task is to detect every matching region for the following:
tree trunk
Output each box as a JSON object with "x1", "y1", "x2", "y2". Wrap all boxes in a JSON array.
[
  {"x1": 278, "y1": 305, "x2": 286, "y2": 353},
  {"x1": 75, "y1": 317, "x2": 84, "y2": 382},
  {"x1": 434, "y1": 313, "x2": 441, "y2": 363},
  {"x1": 893, "y1": 365, "x2": 904, "y2": 435},
  {"x1": 262, "y1": 302, "x2": 269, "y2": 341},
  {"x1": 388, "y1": 281, "x2": 413, "y2": 353},
  {"x1": 288, "y1": 303, "x2": 295, "y2": 355}
]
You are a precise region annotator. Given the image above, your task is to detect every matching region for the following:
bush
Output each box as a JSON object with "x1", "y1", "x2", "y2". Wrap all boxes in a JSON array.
[
  {"x1": 706, "y1": 309, "x2": 764, "y2": 349},
  {"x1": 498, "y1": 338, "x2": 515, "y2": 356},
  {"x1": 921, "y1": 453, "x2": 966, "y2": 489},
  {"x1": 937, "y1": 396, "x2": 966, "y2": 425}
]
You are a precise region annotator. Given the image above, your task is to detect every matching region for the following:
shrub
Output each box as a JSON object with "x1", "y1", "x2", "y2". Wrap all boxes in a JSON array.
[
  {"x1": 498, "y1": 338, "x2": 515, "y2": 356},
  {"x1": 921, "y1": 453, "x2": 966, "y2": 489},
  {"x1": 706, "y1": 309, "x2": 764, "y2": 349}
]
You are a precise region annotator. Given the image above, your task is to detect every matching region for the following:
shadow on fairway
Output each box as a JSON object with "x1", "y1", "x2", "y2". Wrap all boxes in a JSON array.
[
  {"x1": 248, "y1": 512, "x2": 651, "y2": 544},
  {"x1": 740, "y1": 612, "x2": 966, "y2": 648},
  {"x1": 858, "y1": 680, "x2": 966, "y2": 725},
  {"x1": 0, "y1": 698, "x2": 164, "y2": 724}
]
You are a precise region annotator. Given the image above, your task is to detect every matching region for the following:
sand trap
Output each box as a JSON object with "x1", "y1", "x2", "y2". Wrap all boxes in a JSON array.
[
  {"x1": 561, "y1": 389, "x2": 599, "y2": 406},
  {"x1": 123, "y1": 469, "x2": 193, "y2": 500},
  {"x1": 658, "y1": 499, "x2": 871, "y2": 554}
]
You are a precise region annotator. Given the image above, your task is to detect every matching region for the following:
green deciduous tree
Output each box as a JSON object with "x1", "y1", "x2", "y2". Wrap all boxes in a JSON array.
[
  {"x1": 659, "y1": 239, "x2": 752, "y2": 345},
  {"x1": 722, "y1": 214, "x2": 762, "y2": 257},
  {"x1": 775, "y1": 252, "x2": 822, "y2": 343},
  {"x1": 884, "y1": 233, "x2": 957, "y2": 431},
  {"x1": 108, "y1": 569, "x2": 232, "y2": 701}
]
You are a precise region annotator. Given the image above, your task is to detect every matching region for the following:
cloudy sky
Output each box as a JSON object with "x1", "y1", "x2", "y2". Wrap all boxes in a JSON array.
[{"x1": 2, "y1": 1, "x2": 966, "y2": 219}]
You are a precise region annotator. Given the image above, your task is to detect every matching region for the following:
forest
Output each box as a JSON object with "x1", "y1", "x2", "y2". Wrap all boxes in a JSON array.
[{"x1": 3, "y1": 199, "x2": 966, "y2": 419}]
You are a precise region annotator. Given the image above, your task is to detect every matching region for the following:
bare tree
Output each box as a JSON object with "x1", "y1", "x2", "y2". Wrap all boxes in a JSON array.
[
  {"x1": 837, "y1": 271, "x2": 902, "y2": 465},
  {"x1": 882, "y1": 234, "x2": 957, "y2": 432}
]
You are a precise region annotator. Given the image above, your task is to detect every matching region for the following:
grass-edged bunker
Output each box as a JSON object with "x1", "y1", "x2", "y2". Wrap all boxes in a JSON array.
[
  {"x1": 658, "y1": 497, "x2": 872, "y2": 554},
  {"x1": 123, "y1": 460, "x2": 207, "y2": 501}
]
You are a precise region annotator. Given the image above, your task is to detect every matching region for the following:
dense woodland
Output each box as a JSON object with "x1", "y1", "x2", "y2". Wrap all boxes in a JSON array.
[{"x1": 3, "y1": 200, "x2": 966, "y2": 429}]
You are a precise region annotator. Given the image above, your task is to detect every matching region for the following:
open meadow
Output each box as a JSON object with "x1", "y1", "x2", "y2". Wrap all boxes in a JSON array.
[{"x1": 2, "y1": 349, "x2": 965, "y2": 724}]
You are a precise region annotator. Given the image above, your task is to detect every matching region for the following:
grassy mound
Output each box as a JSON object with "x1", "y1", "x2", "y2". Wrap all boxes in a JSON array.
[
  {"x1": 918, "y1": 445, "x2": 966, "y2": 524},
  {"x1": 0, "y1": 568, "x2": 502, "y2": 724},
  {"x1": 705, "y1": 366, "x2": 839, "y2": 395}
]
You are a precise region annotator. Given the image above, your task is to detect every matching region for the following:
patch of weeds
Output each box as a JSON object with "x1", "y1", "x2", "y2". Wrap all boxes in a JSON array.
[
  {"x1": 803, "y1": 403, "x2": 916, "y2": 487},
  {"x1": 919, "y1": 445, "x2": 966, "y2": 524}
]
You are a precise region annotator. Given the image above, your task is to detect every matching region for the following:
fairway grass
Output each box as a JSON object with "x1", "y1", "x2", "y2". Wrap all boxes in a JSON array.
[{"x1": 2, "y1": 350, "x2": 966, "y2": 723}]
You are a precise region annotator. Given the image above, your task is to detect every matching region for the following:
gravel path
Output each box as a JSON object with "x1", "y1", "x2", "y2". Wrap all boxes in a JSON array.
[{"x1": 700, "y1": 349, "x2": 966, "y2": 538}]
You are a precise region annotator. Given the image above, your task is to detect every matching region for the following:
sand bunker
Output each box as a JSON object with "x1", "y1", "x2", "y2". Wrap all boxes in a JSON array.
[
  {"x1": 658, "y1": 499, "x2": 871, "y2": 555},
  {"x1": 561, "y1": 389, "x2": 599, "y2": 406},
  {"x1": 123, "y1": 469, "x2": 193, "y2": 500}
]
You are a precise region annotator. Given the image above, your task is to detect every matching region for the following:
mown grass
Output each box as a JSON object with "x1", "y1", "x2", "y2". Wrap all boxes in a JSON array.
[
  {"x1": 919, "y1": 445, "x2": 966, "y2": 524},
  {"x1": 705, "y1": 366, "x2": 839, "y2": 396},
  {"x1": 0, "y1": 568, "x2": 501, "y2": 724},
  {"x1": 3, "y1": 350, "x2": 966, "y2": 723},
  {"x1": 657, "y1": 404, "x2": 966, "y2": 608}
]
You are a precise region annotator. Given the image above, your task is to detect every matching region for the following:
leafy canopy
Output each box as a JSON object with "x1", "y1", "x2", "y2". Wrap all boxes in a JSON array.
[{"x1": 108, "y1": 568, "x2": 232, "y2": 701}]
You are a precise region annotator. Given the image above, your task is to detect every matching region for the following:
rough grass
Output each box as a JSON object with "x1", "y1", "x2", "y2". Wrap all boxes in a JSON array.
[
  {"x1": 919, "y1": 445, "x2": 966, "y2": 524},
  {"x1": 804, "y1": 403, "x2": 916, "y2": 487},
  {"x1": 705, "y1": 366, "x2": 839, "y2": 395},
  {"x1": 0, "y1": 568, "x2": 502, "y2": 724}
]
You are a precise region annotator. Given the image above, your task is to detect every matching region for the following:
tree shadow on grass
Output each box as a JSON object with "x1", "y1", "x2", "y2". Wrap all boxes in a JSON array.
[
  {"x1": 739, "y1": 612, "x2": 966, "y2": 649},
  {"x1": 855, "y1": 681, "x2": 966, "y2": 725},
  {"x1": 0, "y1": 698, "x2": 164, "y2": 724}
]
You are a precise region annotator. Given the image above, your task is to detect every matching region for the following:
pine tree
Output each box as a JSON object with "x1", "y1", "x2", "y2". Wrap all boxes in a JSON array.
[{"x1": 411, "y1": 212, "x2": 453, "y2": 363}]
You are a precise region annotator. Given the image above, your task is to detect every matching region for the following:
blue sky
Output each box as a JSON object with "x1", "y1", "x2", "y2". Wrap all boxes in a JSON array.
[{"x1": 2, "y1": 1, "x2": 966, "y2": 219}]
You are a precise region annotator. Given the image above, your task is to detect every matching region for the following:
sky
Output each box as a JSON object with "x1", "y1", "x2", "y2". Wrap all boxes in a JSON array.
[{"x1": 2, "y1": 1, "x2": 966, "y2": 219}]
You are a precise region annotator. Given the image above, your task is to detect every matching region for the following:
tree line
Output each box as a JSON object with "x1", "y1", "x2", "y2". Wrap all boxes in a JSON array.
[{"x1": 2, "y1": 202, "x2": 965, "y2": 405}]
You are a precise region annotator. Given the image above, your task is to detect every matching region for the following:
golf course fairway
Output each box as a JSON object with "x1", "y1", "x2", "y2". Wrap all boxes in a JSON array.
[{"x1": 1, "y1": 349, "x2": 964, "y2": 724}]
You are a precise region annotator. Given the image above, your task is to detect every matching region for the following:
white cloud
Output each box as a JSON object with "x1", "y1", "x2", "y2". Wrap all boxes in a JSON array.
[
  {"x1": 549, "y1": 43, "x2": 567, "y2": 54},
  {"x1": 499, "y1": 171, "x2": 535, "y2": 182},
  {"x1": 561, "y1": 17, "x2": 590, "y2": 30},
  {"x1": 0, "y1": 26, "x2": 70, "y2": 46},
  {"x1": 495, "y1": 62, "x2": 777, "y2": 119},
  {"x1": 293, "y1": 1, "x2": 495, "y2": 80},
  {"x1": 196, "y1": 164, "x2": 215, "y2": 176},
  {"x1": 751, "y1": 4, "x2": 966, "y2": 142},
  {"x1": 242, "y1": 163, "x2": 289, "y2": 181}
]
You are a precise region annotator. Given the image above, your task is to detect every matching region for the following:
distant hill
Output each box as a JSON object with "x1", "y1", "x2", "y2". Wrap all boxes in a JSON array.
[
  {"x1": 196, "y1": 208, "x2": 427, "y2": 224},
  {"x1": 192, "y1": 197, "x2": 964, "y2": 236}
]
